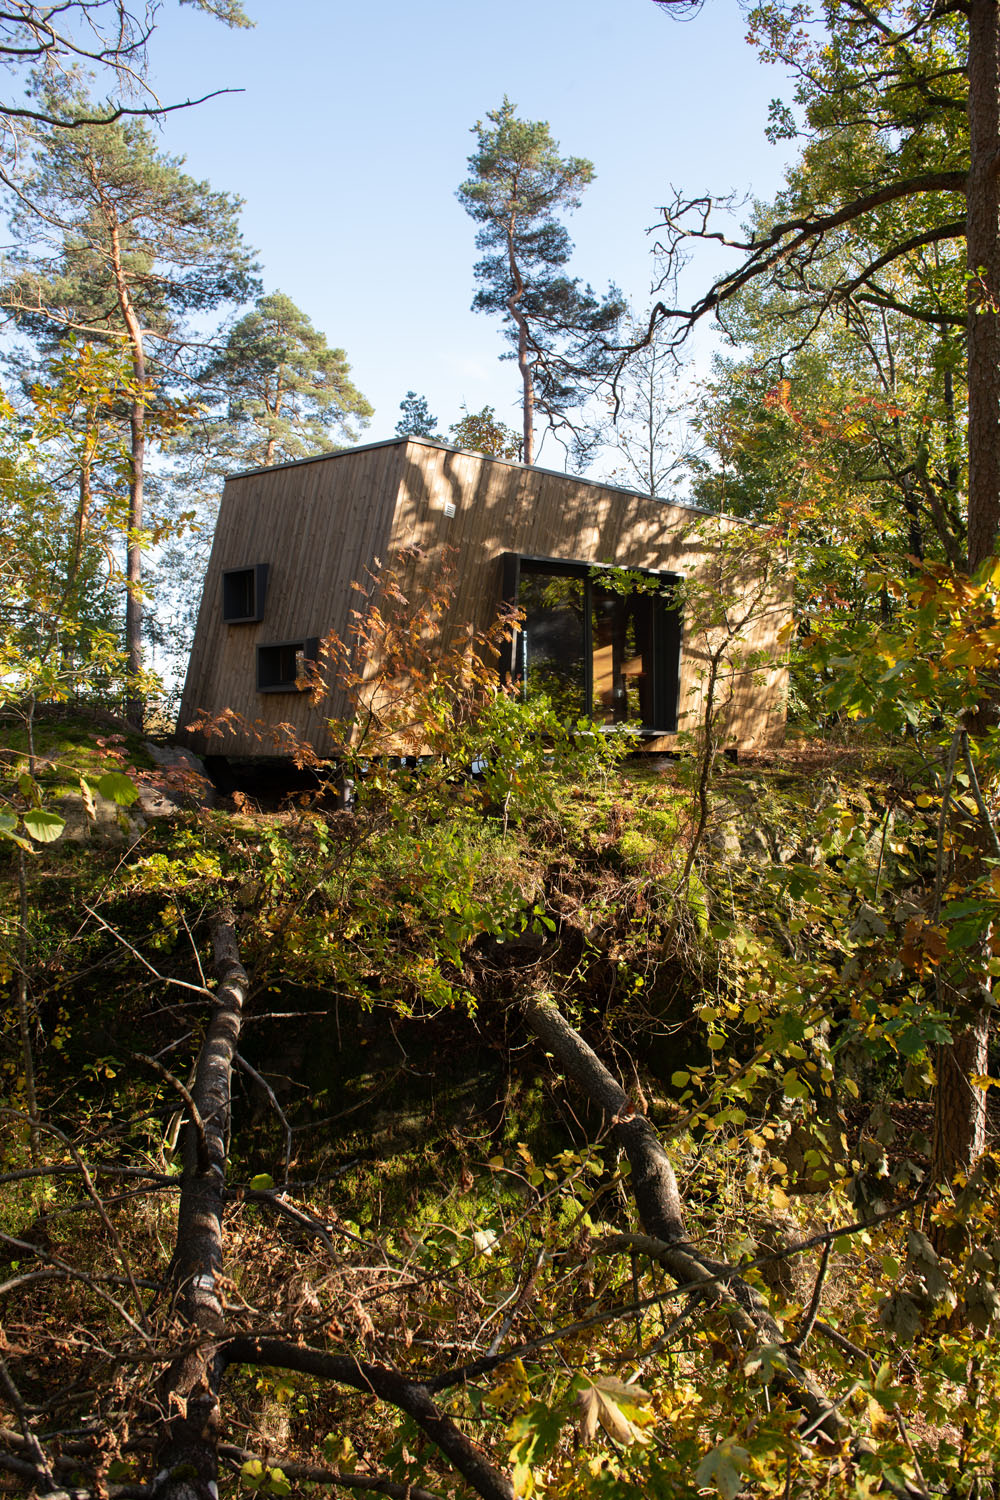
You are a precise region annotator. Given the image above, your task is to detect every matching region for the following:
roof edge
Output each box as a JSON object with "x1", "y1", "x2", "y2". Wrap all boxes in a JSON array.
[{"x1": 224, "y1": 434, "x2": 728, "y2": 520}]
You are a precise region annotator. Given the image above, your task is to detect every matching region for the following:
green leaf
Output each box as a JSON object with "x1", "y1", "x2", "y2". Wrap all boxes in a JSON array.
[
  {"x1": 95, "y1": 771, "x2": 139, "y2": 806},
  {"x1": 696, "y1": 1439, "x2": 750, "y2": 1500},
  {"x1": 22, "y1": 808, "x2": 65, "y2": 843},
  {"x1": 744, "y1": 1342, "x2": 789, "y2": 1384},
  {"x1": 0, "y1": 811, "x2": 30, "y2": 848},
  {"x1": 249, "y1": 1173, "x2": 274, "y2": 1191}
]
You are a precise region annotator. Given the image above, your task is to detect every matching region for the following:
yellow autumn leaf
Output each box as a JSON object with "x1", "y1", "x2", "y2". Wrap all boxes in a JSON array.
[{"x1": 576, "y1": 1378, "x2": 652, "y2": 1447}]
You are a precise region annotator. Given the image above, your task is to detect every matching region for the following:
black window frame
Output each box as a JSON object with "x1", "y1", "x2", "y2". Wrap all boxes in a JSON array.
[
  {"x1": 500, "y1": 552, "x2": 682, "y2": 735},
  {"x1": 256, "y1": 637, "x2": 320, "y2": 694},
  {"x1": 222, "y1": 563, "x2": 269, "y2": 624}
]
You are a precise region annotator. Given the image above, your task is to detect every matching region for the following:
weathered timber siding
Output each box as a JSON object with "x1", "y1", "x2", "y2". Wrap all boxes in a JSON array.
[
  {"x1": 178, "y1": 442, "x2": 404, "y2": 757},
  {"x1": 385, "y1": 442, "x2": 787, "y2": 754},
  {"x1": 178, "y1": 437, "x2": 788, "y2": 758}
]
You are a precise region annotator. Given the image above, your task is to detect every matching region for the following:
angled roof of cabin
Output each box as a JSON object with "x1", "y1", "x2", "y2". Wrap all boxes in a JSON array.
[{"x1": 226, "y1": 434, "x2": 720, "y2": 520}]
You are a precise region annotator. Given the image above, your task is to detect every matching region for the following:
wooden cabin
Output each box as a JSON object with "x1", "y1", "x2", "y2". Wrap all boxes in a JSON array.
[{"x1": 177, "y1": 437, "x2": 788, "y2": 760}]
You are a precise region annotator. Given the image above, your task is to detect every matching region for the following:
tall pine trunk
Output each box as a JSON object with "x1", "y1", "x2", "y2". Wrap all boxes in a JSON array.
[
  {"x1": 932, "y1": 0, "x2": 1000, "y2": 1179},
  {"x1": 124, "y1": 361, "x2": 146, "y2": 729},
  {"x1": 106, "y1": 206, "x2": 148, "y2": 729},
  {"x1": 505, "y1": 212, "x2": 535, "y2": 465}
]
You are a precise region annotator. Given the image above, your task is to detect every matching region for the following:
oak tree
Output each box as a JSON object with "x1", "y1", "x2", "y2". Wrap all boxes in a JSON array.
[{"x1": 448, "y1": 402, "x2": 521, "y2": 459}]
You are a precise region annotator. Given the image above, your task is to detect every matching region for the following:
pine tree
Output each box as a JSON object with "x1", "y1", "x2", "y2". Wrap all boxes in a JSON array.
[
  {"x1": 457, "y1": 98, "x2": 624, "y2": 465},
  {"x1": 155, "y1": 293, "x2": 371, "y2": 689},
  {"x1": 197, "y1": 291, "x2": 371, "y2": 470},
  {"x1": 0, "y1": 0, "x2": 250, "y2": 146},
  {"x1": 3, "y1": 89, "x2": 259, "y2": 723},
  {"x1": 395, "y1": 390, "x2": 440, "y2": 439}
]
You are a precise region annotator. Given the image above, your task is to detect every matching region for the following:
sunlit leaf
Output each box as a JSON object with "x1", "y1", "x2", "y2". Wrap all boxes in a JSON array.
[
  {"x1": 23, "y1": 808, "x2": 65, "y2": 842},
  {"x1": 95, "y1": 771, "x2": 139, "y2": 806}
]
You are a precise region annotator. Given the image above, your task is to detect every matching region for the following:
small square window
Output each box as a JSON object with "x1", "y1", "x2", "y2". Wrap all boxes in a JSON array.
[
  {"x1": 223, "y1": 564, "x2": 269, "y2": 623},
  {"x1": 257, "y1": 638, "x2": 319, "y2": 693}
]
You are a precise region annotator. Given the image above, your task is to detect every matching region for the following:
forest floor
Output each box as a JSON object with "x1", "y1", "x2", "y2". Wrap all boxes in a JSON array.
[{"x1": 2, "y1": 717, "x2": 998, "y2": 1498}]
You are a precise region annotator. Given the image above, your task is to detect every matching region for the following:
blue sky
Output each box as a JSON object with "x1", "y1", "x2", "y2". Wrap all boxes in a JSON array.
[{"x1": 139, "y1": 0, "x2": 796, "y2": 468}]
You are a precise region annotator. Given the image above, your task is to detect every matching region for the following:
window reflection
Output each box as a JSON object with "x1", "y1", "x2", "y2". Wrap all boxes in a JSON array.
[
  {"x1": 515, "y1": 560, "x2": 679, "y2": 734},
  {"x1": 519, "y1": 572, "x2": 587, "y2": 718},
  {"x1": 591, "y1": 585, "x2": 655, "y2": 727}
]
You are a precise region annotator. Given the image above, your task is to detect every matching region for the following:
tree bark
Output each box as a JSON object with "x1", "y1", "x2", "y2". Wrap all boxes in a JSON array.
[
  {"x1": 15, "y1": 850, "x2": 39, "y2": 1164},
  {"x1": 932, "y1": 983, "x2": 990, "y2": 1180},
  {"x1": 96, "y1": 167, "x2": 148, "y2": 729},
  {"x1": 505, "y1": 209, "x2": 535, "y2": 465},
  {"x1": 931, "y1": 0, "x2": 1000, "y2": 1178},
  {"x1": 153, "y1": 914, "x2": 247, "y2": 1500},
  {"x1": 222, "y1": 1340, "x2": 514, "y2": 1500},
  {"x1": 965, "y1": 0, "x2": 1000, "y2": 575},
  {"x1": 520, "y1": 995, "x2": 852, "y2": 1445}
]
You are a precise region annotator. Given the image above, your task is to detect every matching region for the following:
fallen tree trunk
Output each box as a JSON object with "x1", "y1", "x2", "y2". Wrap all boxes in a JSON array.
[
  {"x1": 520, "y1": 994, "x2": 851, "y2": 1446},
  {"x1": 153, "y1": 913, "x2": 248, "y2": 1500},
  {"x1": 150, "y1": 916, "x2": 516, "y2": 1500}
]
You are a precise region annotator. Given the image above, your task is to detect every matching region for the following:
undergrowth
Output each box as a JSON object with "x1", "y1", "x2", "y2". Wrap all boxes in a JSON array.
[{"x1": 4, "y1": 720, "x2": 1000, "y2": 1497}]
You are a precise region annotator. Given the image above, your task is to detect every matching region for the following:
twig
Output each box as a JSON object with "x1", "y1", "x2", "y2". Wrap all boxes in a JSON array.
[
  {"x1": 0, "y1": 1354, "x2": 55, "y2": 1489},
  {"x1": 0, "y1": 1109, "x2": 149, "y2": 1328},
  {"x1": 80, "y1": 904, "x2": 213, "y2": 999},
  {"x1": 813, "y1": 1320, "x2": 873, "y2": 1365},
  {"x1": 234, "y1": 1053, "x2": 293, "y2": 1181},
  {"x1": 932, "y1": 730, "x2": 962, "y2": 920},
  {"x1": 784, "y1": 1237, "x2": 831, "y2": 1353},
  {"x1": 486, "y1": 1249, "x2": 546, "y2": 1357},
  {"x1": 133, "y1": 1052, "x2": 210, "y2": 1173},
  {"x1": 218, "y1": 1445, "x2": 445, "y2": 1500},
  {"x1": 960, "y1": 729, "x2": 1000, "y2": 859},
  {"x1": 233, "y1": 1188, "x2": 341, "y2": 1264}
]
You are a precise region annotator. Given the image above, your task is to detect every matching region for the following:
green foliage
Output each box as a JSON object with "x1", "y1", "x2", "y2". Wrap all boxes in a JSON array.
[
  {"x1": 449, "y1": 402, "x2": 522, "y2": 459},
  {"x1": 195, "y1": 290, "x2": 372, "y2": 470},
  {"x1": 457, "y1": 97, "x2": 624, "y2": 458},
  {"x1": 394, "y1": 390, "x2": 440, "y2": 439}
]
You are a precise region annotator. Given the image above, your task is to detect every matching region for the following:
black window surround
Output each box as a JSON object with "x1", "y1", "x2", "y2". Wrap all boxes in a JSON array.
[
  {"x1": 500, "y1": 552, "x2": 682, "y2": 736},
  {"x1": 222, "y1": 563, "x2": 269, "y2": 624},
  {"x1": 256, "y1": 637, "x2": 320, "y2": 694}
]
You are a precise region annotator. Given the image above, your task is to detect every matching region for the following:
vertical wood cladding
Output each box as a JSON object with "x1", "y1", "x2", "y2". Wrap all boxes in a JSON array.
[{"x1": 178, "y1": 438, "x2": 788, "y2": 758}]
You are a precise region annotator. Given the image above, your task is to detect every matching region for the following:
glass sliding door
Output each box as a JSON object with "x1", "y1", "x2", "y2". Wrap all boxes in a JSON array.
[
  {"x1": 518, "y1": 570, "x2": 588, "y2": 719},
  {"x1": 590, "y1": 583, "x2": 657, "y2": 728},
  {"x1": 512, "y1": 557, "x2": 680, "y2": 734}
]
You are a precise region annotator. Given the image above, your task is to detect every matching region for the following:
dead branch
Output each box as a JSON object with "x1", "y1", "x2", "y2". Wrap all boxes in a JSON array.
[
  {"x1": 217, "y1": 1445, "x2": 445, "y2": 1500},
  {"x1": 641, "y1": 171, "x2": 967, "y2": 355},
  {"x1": 520, "y1": 995, "x2": 848, "y2": 1444},
  {"x1": 218, "y1": 1340, "x2": 514, "y2": 1500}
]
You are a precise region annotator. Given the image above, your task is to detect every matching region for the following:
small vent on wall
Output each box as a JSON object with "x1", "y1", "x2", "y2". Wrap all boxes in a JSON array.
[{"x1": 442, "y1": 501, "x2": 456, "y2": 518}]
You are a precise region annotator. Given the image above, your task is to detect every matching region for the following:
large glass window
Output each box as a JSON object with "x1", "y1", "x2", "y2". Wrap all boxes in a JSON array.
[
  {"x1": 518, "y1": 571, "x2": 588, "y2": 719},
  {"x1": 508, "y1": 557, "x2": 681, "y2": 734}
]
